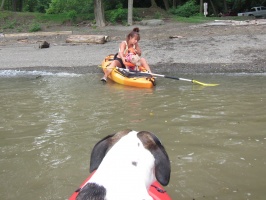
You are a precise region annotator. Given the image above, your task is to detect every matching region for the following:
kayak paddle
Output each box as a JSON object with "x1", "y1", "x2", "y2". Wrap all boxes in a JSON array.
[{"x1": 126, "y1": 70, "x2": 219, "y2": 87}]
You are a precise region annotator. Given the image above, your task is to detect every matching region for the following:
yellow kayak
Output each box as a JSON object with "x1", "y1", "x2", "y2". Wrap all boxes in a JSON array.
[{"x1": 101, "y1": 54, "x2": 156, "y2": 88}]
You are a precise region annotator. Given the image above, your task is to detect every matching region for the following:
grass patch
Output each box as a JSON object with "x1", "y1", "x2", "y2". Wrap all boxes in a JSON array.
[
  {"x1": 29, "y1": 22, "x2": 42, "y2": 32},
  {"x1": 0, "y1": 11, "x2": 93, "y2": 33},
  {"x1": 0, "y1": 11, "x2": 10, "y2": 19},
  {"x1": 2, "y1": 20, "x2": 17, "y2": 29},
  {"x1": 174, "y1": 15, "x2": 245, "y2": 23},
  {"x1": 154, "y1": 11, "x2": 163, "y2": 19},
  {"x1": 35, "y1": 13, "x2": 70, "y2": 23},
  {"x1": 35, "y1": 13, "x2": 93, "y2": 23}
]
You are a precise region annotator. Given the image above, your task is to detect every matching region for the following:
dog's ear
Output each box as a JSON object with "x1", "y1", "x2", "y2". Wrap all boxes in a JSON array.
[
  {"x1": 137, "y1": 131, "x2": 171, "y2": 186},
  {"x1": 89, "y1": 134, "x2": 115, "y2": 173},
  {"x1": 89, "y1": 129, "x2": 132, "y2": 172}
]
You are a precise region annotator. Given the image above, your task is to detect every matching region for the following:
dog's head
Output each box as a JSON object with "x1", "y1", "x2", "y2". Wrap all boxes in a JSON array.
[
  {"x1": 125, "y1": 53, "x2": 141, "y2": 67},
  {"x1": 76, "y1": 129, "x2": 171, "y2": 200},
  {"x1": 130, "y1": 54, "x2": 141, "y2": 66}
]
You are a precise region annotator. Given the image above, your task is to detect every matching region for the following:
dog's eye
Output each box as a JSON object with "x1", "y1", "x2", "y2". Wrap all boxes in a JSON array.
[{"x1": 132, "y1": 161, "x2": 138, "y2": 166}]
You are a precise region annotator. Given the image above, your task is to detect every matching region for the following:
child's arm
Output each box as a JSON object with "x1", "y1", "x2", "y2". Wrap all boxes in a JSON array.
[
  {"x1": 134, "y1": 43, "x2": 142, "y2": 56},
  {"x1": 118, "y1": 42, "x2": 127, "y2": 64}
]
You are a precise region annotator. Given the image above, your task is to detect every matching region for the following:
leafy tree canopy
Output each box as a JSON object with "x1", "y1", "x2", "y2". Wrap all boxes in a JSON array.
[{"x1": 1, "y1": 0, "x2": 266, "y2": 17}]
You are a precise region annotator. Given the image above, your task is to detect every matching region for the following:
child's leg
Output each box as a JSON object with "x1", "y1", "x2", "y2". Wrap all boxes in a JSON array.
[
  {"x1": 140, "y1": 58, "x2": 151, "y2": 72},
  {"x1": 101, "y1": 60, "x2": 120, "y2": 81}
]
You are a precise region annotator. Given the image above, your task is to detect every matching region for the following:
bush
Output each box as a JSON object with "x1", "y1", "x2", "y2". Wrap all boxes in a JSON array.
[
  {"x1": 154, "y1": 11, "x2": 162, "y2": 19},
  {"x1": 67, "y1": 10, "x2": 77, "y2": 21},
  {"x1": 46, "y1": 0, "x2": 92, "y2": 14},
  {"x1": 106, "y1": 3, "x2": 127, "y2": 23},
  {"x1": 35, "y1": 4, "x2": 48, "y2": 13},
  {"x1": 3, "y1": 20, "x2": 17, "y2": 29},
  {"x1": 105, "y1": 4, "x2": 142, "y2": 24},
  {"x1": 170, "y1": 0, "x2": 199, "y2": 17},
  {"x1": 46, "y1": 0, "x2": 63, "y2": 14},
  {"x1": 29, "y1": 22, "x2": 42, "y2": 32}
]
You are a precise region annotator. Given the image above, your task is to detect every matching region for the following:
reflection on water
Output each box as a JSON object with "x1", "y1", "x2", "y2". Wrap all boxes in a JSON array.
[{"x1": 0, "y1": 71, "x2": 265, "y2": 200}]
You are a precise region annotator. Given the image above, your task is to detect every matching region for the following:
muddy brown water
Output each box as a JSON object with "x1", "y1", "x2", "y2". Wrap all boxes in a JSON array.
[{"x1": 0, "y1": 71, "x2": 265, "y2": 200}]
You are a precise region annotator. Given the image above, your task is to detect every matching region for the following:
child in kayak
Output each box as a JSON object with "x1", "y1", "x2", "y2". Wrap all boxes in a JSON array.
[{"x1": 101, "y1": 27, "x2": 152, "y2": 82}]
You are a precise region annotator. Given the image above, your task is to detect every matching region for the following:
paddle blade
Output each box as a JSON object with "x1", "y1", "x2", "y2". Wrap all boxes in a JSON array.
[{"x1": 192, "y1": 80, "x2": 219, "y2": 87}]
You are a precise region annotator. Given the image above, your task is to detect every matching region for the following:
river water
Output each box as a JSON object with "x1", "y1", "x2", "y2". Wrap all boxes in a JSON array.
[{"x1": 0, "y1": 70, "x2": 265, "y2": 200}]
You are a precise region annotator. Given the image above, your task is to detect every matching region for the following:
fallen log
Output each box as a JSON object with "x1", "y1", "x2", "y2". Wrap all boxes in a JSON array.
[{"x1": 66, "y1": 35, "x2": 108, "y2": 44}]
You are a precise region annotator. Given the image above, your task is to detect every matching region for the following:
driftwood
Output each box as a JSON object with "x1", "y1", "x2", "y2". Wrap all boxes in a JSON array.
[
  {"x1": 39, "y1": 41, "x2": 50, "y2": 49},
  {"x1": 66, "y1": 35, "x2": 108, "y2": 44}
]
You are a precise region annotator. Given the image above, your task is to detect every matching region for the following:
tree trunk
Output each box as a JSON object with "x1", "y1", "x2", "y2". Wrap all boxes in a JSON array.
[
  {"x1": 162, "y1": 0, "x2": 169, "y2": 10},
  {"x1": 0, "y1": 0, "x2": 6, "y2": 10},
  {"x1": 223, "y1": 0, "x2": 228, "y2": 13},
  {"x1": 200, "y1": 0, "x2": 203, "y2": 14},
  {"x1": 18, "y1": 0, "x2": 22, "y2": 11},
  {"x1": 209, "y1": 0, "x2": 217, "y2": 16},
  {"x1": 150, "y1": 0, "x2": 158, "y2": 8},
  {"x1": 128, "y1": 0, "x2": 133, "y2": 26},
  {"x1": 172, "y1": 0, "x2": 177, "y2": 8},
  {"x1": 13, "y1": 0, "x2": 17, "y2": 11},
  {"x1": 94, "y1": 0, "x2": 105, "y2": 27}
]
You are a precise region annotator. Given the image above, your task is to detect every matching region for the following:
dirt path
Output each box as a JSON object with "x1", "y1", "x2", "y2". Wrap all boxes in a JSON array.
[{"x1": 0, "y1": 19, "x2": 266, "y2": 73}]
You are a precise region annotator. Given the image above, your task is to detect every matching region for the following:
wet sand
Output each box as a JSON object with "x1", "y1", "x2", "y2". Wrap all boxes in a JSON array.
[{"x1": 0, "y1": 20, "x2": 266, "y2": 74}]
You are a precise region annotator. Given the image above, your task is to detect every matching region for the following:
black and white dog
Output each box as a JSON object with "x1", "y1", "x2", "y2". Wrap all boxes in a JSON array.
[{"x1": 76, "y1": 129, "x2": 171, "y2": 200}]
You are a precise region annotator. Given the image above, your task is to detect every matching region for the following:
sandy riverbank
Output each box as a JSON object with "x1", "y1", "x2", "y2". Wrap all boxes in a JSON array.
[{"x1": 0, "y1": 19, "x2": 266, "y2": 74}]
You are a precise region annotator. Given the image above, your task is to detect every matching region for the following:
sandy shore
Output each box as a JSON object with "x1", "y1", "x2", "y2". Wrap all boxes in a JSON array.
[{"x1": 1, "y1": 20, "x2": 266, "y2": 74}]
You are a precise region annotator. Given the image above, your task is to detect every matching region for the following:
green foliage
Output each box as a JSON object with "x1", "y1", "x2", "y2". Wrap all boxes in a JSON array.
[
  {"x1": 104, "y1": 0, "x2": 124, "y2": 10},
  {"x1": 154, "y1": 11, "x2": 162, "y2": 19},
  {"x1": 106, "y1": 3, "x2": 127, "y2": 23},
  {"x1": 2, "y1": 20, "x2": 17, "y2": 29},
  {"x1": 0, "y1": 11, "x2": 9, "y2": 19},
  {"x1": 36, "y1": 13, "x2": 69, "y2": 22},
  {"x1": 105, "y1": 3, "x2": 142, "y2": 24},
  {"x1": 35, "y1": 0, "x2": 50, "y2": 13},
  {"x1": 29, "y1": 22, "x2": 42, "y2": 32},
  {"x1": 46, "y1": 0, "x2": 93, "y2": 14},
  {"x1": 133, "y1": 15, "x2": 143, "y2": 22},
  {"x1": 67, "y1": 10, "x2": 77, "y2": 21},
  {"x1": 170, "y1": 0, "x2": 199, "y2": 17},
  {"x1": 2, "y1": 0, "x2": 266, "y2": 18},
  {"x1": 46, "y1": 0, "x2": 64, "y2": 14}
]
